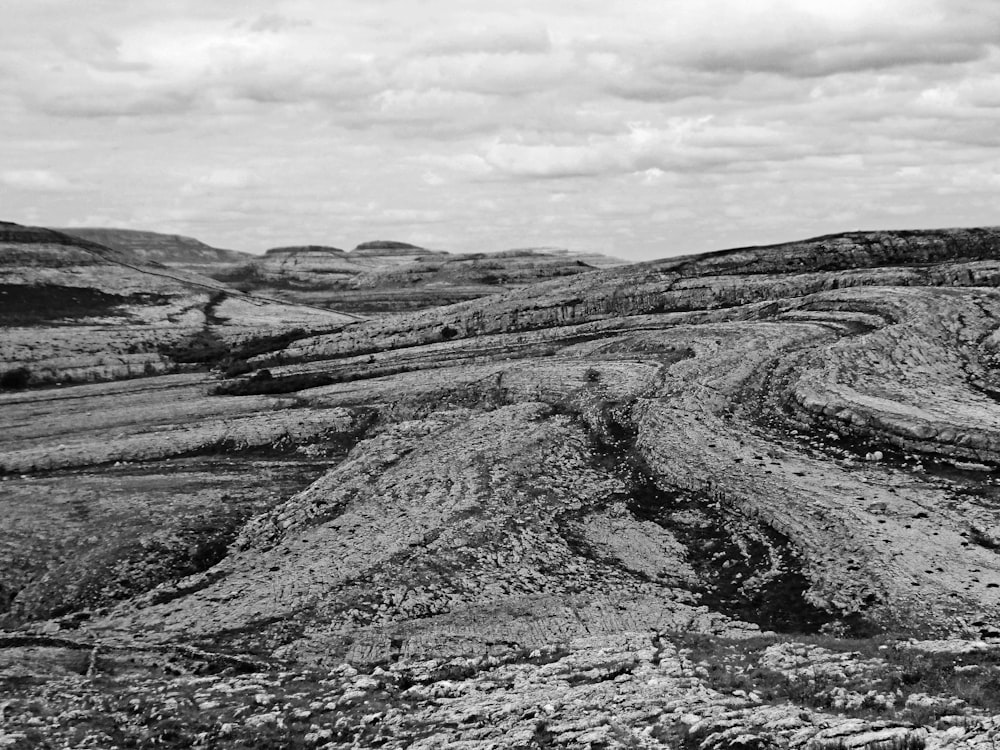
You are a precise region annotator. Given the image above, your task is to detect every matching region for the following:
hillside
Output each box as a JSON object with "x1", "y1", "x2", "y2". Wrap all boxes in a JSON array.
[
  {"x1": 0, "y1": 220, "x2": 358, "y2": 387},
  {"x1": 59, "y1": 227, "x2": 252, "y2": 266},
  {"x1": 2, "y1": 225, "x2": 1000, "y2": 747}
]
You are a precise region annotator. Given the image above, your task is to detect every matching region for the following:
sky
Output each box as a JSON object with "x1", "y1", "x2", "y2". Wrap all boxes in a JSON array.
[{"x1": 3, "y1": 0, "x2": 1000, "y2": 260}]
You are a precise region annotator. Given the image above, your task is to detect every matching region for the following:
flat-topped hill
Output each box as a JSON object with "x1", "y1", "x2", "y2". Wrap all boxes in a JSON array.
[
  {"x1": 264, "y1": 245, "x2": 346, "y2": 256},
  {"x1": 351, "y1": 239, "x2": 428, "y2": 254}
]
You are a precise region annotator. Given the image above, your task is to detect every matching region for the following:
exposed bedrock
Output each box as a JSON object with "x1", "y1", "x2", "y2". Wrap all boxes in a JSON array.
[
  {"x1": 258, "y1": 228, "x2": 1000, "y2": 364},
  {"x1": 782, "y1": 288, "x2": 1000, "y2": 465},
  {"x1": 198, "y1": 235, "x2": 1000, "y2": 644},
  {"x1": 88, "y1": 402, "x2": 757, "y2": 664},
  {"x1": 84, "y1": 301, "x2": 1000, "y2": 663},
  {"x1": 7, "y1": 226, "x2": 1000, "y2": 746}
]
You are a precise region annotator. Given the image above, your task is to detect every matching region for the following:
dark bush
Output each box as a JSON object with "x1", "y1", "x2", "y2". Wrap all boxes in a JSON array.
[
  {"x1": 441, "y1": 325, "x2": 459, "y2": 340},
  {"x1": 222, "y1": 359, "x2": 255, "y2": 378},
  {"x1": 161, "y1": 330, "x2": 230, "y2": 365},
  {"x1": 0, "y1": 367, "x2": 31, "y2": 389}
]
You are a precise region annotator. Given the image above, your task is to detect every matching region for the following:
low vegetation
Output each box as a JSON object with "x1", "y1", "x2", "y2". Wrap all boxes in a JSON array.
[{"x1": 677, "y1": 631, "x2": 1000, "y2": 726}]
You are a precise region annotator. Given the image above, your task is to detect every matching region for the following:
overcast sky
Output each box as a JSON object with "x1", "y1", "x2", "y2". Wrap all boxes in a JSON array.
[{"x1": 3, "y1": 0, "x2": 1000, "y2": 259}]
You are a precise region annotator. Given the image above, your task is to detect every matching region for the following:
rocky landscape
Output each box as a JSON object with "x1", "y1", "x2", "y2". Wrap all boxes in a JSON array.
[
  {"x1": 56, "y1": 227, "x2": 627, "y2": 316},
  {"x1": 212, "y1": 241, "x2": 627, "y2": 315},
  {"x1": 0, "y1": 222, "x2": 359, "y2": 388},
  {"x1": 2, "y1": 222, "x2": 1000, "y2": 748}
]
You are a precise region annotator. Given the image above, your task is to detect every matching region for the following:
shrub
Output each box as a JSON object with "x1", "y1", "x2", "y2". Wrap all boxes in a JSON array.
[{"x1": 0, "y1": 367, "x2": 31, "y2": 389}]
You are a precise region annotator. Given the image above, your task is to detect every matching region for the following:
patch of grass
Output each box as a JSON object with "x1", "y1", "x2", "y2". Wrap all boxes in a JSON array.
[
  {"x1": 213, "y1": 362, "x2": 425, "y2": 396},
  {"x1": 226, "y1": 328, "x2": 311, "y2": 362},
  {"x1": 160, "y1": 329, "x2": 230, "y2": 365},
  {"x1": 0, "y1": 284, "x2": 163, "y2": 325},
  {"x1": 673, "y1": 631, "x2": 1000, "y2": 726}
]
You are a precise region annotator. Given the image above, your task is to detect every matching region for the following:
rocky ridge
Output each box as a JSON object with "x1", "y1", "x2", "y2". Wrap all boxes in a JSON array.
[{"x1": 58, "y1": 227, "x2": 251, "y2": 269}]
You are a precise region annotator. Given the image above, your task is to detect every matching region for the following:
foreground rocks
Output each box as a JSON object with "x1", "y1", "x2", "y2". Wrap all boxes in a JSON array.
[
  {"x1": 1, "y1": 631, "x2": 998, "y2": 748},
  {"x1": 3, "y1": 225, "x2": 1000, "y2": 747}
]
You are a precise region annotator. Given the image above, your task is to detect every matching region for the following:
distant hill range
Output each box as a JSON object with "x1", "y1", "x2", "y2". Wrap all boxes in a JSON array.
[
  {"x1": 52, "y1": 227, "x2": 630, "y2": 315},
  {"x1": 59, "y1": 227, "x2": 252, "y2": 266},
  {"x1": 219, "y1": 242, "x2": 628, "y2": 314}
]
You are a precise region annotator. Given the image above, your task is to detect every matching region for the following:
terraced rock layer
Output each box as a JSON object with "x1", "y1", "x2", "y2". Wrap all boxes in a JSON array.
[
  {"x1": 3, "y1": 225, "x2": 1000, "y2": 747},
  {"x1": 0, "y1": 221, "x2": 355, "y2": 387}
]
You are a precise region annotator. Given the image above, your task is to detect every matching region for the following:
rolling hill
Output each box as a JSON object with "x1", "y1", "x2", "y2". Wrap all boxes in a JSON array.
[{"x1": 59, "y1": 227, "x2": 252, "y2": 266}]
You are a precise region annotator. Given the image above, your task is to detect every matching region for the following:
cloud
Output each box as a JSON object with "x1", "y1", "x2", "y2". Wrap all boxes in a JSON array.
[
  {"x1": 372, "y1": 88, "x2": 496, "y2": 122},
  {"x1": 478, "y1": 118, "x2": 814, "y2": 179},
  {"x1": 485, "y1": 141, "x2": 625, "y2": 178},
  {"x1": 576, "y1": 0, "x2": 1000, "y2": 93},
  {"x1": 4, "y1": 0, "x2": 1000, "y2": 260},
  {"x1": 14, "y1": 14, "x2": 382, "y2": 118},
  {"x1": 412, "y1": 22, "x2": 552, "y2": 56},
  {"x1": 378, "y1": 208, "x2": 446, "y2": 223},
  {"x1": 0, "y1": 169, "x2": 77, "y2": 191},
  {"x1": 684, "y1": 38, "x2": 992, "y2": 78},
  {"x1": 35, "y1": 87, "x2": 197, "y2": 118},
  {"x1": 244, "y1": 13, "x2": 311, "y2": 34},
  {"x1": 181, "y1": 168, "x2": 260, "y2": 195},
  {"x1": 61, "y1": 29, "x2": 150, "y2": 73},
  {"x1": 388, "y1": 49, "x2": 575, "y2": 96}
]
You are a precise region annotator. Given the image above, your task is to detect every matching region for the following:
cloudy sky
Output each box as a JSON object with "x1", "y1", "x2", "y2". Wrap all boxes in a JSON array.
[{"x1": 3, "y1": 0, "x2": 1000, "y2": 259}]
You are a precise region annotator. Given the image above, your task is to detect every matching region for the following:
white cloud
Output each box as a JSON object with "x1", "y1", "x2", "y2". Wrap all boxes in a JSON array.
[
  {"x1": 243, "y1": 13, "x2": 311, "y2": 34},
  {"x1": 411, "y1": 21, "x2": 552, "y2": 56},
  {"x1": 1, "y1": 169, "x2": 77, "y2": 191},
  {"x1": 485, "y1": 141, "x2": 625, "y2": 178},
  {"x1": 2, "y1": 0, "x2": 1000, "y2": 259},
  {"x1": 181, "y1": 168, "x2": 260, "y2": 195}
]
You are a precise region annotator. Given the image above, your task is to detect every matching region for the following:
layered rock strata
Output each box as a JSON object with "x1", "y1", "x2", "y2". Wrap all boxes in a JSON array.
[
  {"x1": 3, "y1": 226, "x2": 1000, "y2": 747},
  {"x1": 0, "y1": 221, "x2": 355, "y2": 386}
]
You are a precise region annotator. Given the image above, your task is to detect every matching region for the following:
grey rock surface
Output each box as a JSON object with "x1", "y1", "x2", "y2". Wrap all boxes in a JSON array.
[{"x1": 3, "y1": 224, "x2": 1000, "y2": 747}]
